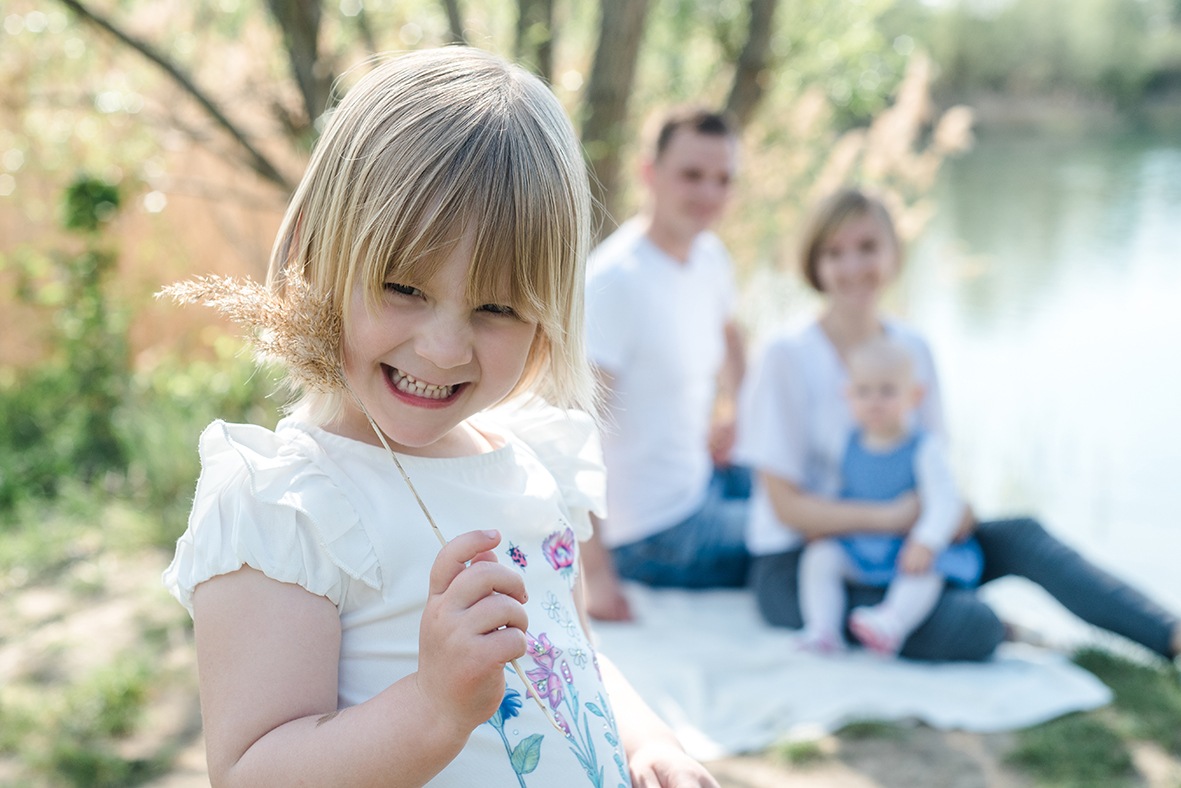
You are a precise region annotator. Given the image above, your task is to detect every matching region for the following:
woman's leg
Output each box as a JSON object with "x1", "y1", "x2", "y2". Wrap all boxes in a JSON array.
[
  {"x1": 976, "y1": 518, "x2": 1180, "y2": 659},
  {"x1": 894, "y1": 586, "x2": 1005, "y2": 662},
  {"x1": 751, "y1": 550, "x2": 1004, "y2": 661}
]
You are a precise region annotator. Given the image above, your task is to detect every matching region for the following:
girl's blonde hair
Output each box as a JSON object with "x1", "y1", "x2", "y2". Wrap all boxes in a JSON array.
[
  {"x1": 799, "y1": 188, "x2": 901, "y2": 293},
  {"x1": 267, "y1": 47, "x2": 595, "y2": 424}
]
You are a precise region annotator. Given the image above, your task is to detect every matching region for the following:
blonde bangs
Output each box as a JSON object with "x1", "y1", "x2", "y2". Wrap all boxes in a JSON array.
[{"x1": 267, "y1": 47, "x2": 596, "y2": 424}]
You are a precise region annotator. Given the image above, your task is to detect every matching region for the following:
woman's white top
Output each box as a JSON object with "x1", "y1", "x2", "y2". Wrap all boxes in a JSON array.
[
  {"x1": 733, "y1": 317, "x2": 946, "y2": 556},
  {"x1": 163, "y1": 398, "x2": 631, "y2": 788}
]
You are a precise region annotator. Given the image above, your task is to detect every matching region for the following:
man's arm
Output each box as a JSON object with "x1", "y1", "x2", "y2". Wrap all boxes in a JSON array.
[
  {"x1": 582, "y1": 365, "x2": 634, "y2": 622},
  {"x1": 709, "y1": 320, "x2": 746, "y2": 465}
]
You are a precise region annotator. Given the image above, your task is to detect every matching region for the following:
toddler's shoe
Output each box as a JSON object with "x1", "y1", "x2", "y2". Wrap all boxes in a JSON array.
[
  {"x1": 795, "y1": 629, "x2": 847, "y2": 656},
  {"x1": 848, "y1": 606, "x2": 904, "y2": 657}
]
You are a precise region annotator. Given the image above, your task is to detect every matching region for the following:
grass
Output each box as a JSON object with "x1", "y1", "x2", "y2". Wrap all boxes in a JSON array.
[
  {"x1": 773, "y1": 739, "x2": 830, "y2": 765},
  {"x1": 836, "y1": 719, "x2": 907, "y2": 740},
  {"x1": 1003, "y1": 647, "x2": 1181, "y2": 788},
  {"x1": 1072, "y1": 647, "x2": 1181, "y2": 755},
  {"x1": 1007, "y1": 712, "x2": 1136, "y2": 787}
]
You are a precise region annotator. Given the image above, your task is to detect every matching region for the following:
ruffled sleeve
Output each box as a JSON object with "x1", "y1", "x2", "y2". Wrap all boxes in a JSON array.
[
  {"x1": 485, "y1": 397, "x2": 607, "y2": 541},
  {"x1": 162, "y1": 420, "x2": 382, "y2": 615}
]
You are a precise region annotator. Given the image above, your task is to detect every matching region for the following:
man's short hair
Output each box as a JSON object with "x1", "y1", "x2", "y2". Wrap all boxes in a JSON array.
[{"x1": 648, "y1": 106, "x2": 737, "y2": 161}]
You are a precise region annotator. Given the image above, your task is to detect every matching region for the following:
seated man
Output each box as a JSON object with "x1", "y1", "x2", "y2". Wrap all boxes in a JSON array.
[{"x1": 582, "y1": 107, "x2": 749, "y2": 621}]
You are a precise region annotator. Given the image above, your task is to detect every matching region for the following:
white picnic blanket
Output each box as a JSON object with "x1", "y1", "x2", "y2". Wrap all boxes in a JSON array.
[{"x1": 592, "y1": 583, "x2": 1112, "y2": 760}]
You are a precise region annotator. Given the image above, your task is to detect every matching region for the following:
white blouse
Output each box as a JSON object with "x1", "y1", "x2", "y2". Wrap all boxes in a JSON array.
[
  {"x1": 734, "y1": 318, "x2": 946, "y2": 556},
  {"x1": 163, "y1": 398, "x2": 631, "y2": 788}
]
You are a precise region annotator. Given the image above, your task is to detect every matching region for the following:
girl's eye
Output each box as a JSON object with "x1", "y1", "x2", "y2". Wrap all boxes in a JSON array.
[
  {"x1": 479, "y1": 303, "x2": 518, "y2": 317},
  {"x1": 385, "y1": 282, "x2": 422, "y2": 297}
]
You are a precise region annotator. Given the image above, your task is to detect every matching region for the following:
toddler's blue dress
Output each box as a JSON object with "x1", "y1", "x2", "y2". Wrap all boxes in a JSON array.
[{"x1": 839, "y1": 431, "x2": 983, "y2": 587}]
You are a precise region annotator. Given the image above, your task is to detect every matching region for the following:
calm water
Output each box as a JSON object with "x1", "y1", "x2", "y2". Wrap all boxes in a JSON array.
[{"x1": 901, "y1": 131, "x2": 1181, "y2": 638}]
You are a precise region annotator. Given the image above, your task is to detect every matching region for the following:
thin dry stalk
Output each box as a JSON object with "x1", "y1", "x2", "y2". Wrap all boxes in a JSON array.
[{"x1": 158, "y1": 274, "x2": 561, "y2": 732}]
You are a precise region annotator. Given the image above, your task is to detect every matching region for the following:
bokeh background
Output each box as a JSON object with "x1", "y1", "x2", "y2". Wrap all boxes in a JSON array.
[{"x1": 1, "y1": 1, "x2": 1180, "y2": 785}]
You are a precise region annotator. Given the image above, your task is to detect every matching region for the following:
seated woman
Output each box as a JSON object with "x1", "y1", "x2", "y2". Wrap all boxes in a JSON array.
[{"x1": 734, "y1": 188, "x2": 1181, "y2": 662}]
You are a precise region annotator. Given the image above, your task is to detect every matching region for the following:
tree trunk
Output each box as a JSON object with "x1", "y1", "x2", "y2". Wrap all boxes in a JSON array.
[
  {"x1": 725, "y1": 0, "x2": 780, "y2": 129},
  {"x1": 441, "y1": 0, "x2": 467, "y2": 44},
  {"x1": 581, "y1": 0, "x2": 652, "y2": 235},
  {"x1": 265, "y1": 0, "x2": 334, "y2": 129},
  {"x1": 515, "y1": 0, "x2": 554, "y2": 84}
]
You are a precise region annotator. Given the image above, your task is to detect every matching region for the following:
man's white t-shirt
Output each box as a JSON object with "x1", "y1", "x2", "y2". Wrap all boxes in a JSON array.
[
  {"x1": 733, "y1": 317, "x2": 945, "y2": 556},
  {"x1": 586, "y1": 218, "x2": 737, "y2": 548}
]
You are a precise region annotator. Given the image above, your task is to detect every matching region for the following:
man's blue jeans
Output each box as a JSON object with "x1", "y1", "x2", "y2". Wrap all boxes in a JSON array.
[{"x1": 611, "y1": 467, "x2": 751, "y2": 589}]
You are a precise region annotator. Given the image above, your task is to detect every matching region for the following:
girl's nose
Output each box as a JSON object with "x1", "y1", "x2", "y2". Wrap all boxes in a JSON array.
[{"x1": 415, "y1": 309, "x2": 473, "y2": 369}]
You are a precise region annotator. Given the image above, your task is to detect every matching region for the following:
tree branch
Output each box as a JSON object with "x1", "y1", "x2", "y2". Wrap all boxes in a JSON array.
[
  {"x1": 57, "y1": 0, "x2": 292, "y2": 192},
  {"x1": 441, "y1": 0, "x2": 466, "y2": 45},
  {"x1": 725, "y1": 0, "x2": 780, "y2": 129}
]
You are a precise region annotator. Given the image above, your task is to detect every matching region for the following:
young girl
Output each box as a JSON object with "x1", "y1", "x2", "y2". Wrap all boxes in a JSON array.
[
  {"x1": 735, "y1": 187, "x2": 1181, "y2": 662},
  {"x1": 163, "y1": 48, "x2": 718, "y2": 788},
  {"x1": 798, "y1": 336, "x2": 983, "y2": 656}
]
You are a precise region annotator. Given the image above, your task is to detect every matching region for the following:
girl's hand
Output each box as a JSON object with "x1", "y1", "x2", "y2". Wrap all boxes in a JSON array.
[
  {"x1": 417, "y1": 529, "x2": 529, "y2": 734},
  {"x1": 627, "y1": 741, "x2": 721, "y2": 788}
]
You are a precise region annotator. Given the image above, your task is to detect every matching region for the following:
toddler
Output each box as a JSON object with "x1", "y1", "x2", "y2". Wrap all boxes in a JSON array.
[
  {"x1": 798, "y1": 335, "x2": 983, "y2": 655},
  {"x1": 162, "y1": 48, "x2": 716, "y2": 788}
]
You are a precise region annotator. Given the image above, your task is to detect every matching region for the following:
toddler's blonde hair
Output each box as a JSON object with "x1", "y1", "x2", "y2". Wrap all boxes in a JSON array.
[{"x1": 268, "y1": 47, "x2": 595, "y2": 425}]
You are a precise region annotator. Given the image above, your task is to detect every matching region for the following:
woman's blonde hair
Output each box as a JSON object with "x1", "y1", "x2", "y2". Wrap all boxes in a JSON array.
[
  {"x1": 267, "y1": 47, "x2": 595, "y2": 425},
  {"x1": 799, "y1": 188, "x2": 901, "y2": 293}
]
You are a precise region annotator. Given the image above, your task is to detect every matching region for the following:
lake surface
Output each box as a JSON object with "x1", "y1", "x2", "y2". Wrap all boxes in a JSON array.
[{"x1": 900, "y1": 130, "x2": 1181, "y2": 641}]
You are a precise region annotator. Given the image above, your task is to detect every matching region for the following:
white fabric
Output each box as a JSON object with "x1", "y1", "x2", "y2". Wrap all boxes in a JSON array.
[
  {"x1": 162, "y1": 401, "x2": 629, "y2": 788},
  {"x1": 799, "y1": 538, "x2": 854, "y2": 641},
  {"x1": 734, "y1": 317, "x2": 945, "y2": 555},
  {"x1": 910, "y1": 434, "x2": 965, "y2": 551},
  {"x1": 593, "y1": 584, "x2": 1113, "y2": 760},
  {"x1": 586, "y1": 218, "x2": 737, "y2": 547}
]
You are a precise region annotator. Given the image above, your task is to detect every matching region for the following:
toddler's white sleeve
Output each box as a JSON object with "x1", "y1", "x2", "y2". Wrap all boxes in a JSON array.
[{"x1": 909, "y1": 434, "x2": 965, "y2": 552}]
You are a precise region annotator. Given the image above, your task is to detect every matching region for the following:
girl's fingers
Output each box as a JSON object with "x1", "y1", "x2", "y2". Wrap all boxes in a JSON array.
[
  {"x1": 465, "y1": 590, "x2": 530, "y2": 636},
  {"x1": 480, "y1": 621, "x2": 529, "y2": 664},
  {"x1": 428, "y1": 529, "x2": 502, "y2": 596},
  {"x1": 469, "y1": 549, "x2": 499, "y2": 565},
  {"x1": 446, "y1": 559, "x2": 528, "y2": 609}
]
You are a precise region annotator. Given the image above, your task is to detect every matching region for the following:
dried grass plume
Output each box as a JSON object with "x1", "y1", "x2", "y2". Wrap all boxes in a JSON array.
[{"x1": 158, "y1": 274, "x2": 345, "y2": 394}]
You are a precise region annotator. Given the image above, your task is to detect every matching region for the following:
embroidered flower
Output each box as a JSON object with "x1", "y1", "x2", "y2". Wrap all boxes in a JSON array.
[
  {"x1": 570, "y1": 647, "x2": 588, "y2": 668},
  {"x1": 527, "y1": 632, "x2": 562, "y2": 670},
  {"x1": 542, "y1": 527, "x2": 576, "y2": 572},
  {"x1": 505, "y1": 542, "x2": 528, "y2": 569},
  {"x1": 542, "y1": 591, "x2": 563, "y2": 621},
  {"x1": 487, "y1": 687, "x2": 522, "y2": 730},
  {"x1": 554, "y1": 709, "x2": 572, "y2": 739},
  {"x1": 560, "y1": 659, "x2": 574, "y2": 685},
  {"x1": 526, "y1": 665, "x2": 564, "y2": 709}
]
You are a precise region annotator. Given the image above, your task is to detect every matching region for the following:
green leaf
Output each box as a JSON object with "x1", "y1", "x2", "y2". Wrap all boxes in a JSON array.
[
  {"x1": 585, "y1": 702, "x2": 605, "y2": 718},
  {"x1": 510, "y1": 734, "x2": 544, "y2": 775}
]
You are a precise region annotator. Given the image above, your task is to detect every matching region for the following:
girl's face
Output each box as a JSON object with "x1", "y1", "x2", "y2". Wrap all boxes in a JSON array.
[
  {"x1": 815, "y1": 212, "x2": 899, "y2": 314},
  {"x1": 333, "y1": 230, "x2": 538, "y2": 456}
]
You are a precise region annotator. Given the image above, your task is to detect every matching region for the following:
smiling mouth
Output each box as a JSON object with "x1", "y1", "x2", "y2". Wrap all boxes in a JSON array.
[{"x1": 383, "y1": 365, "x2": 462, "y2": 401}]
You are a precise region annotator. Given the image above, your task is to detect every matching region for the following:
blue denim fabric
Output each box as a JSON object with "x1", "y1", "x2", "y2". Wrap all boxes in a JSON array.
[{"x1": 611, "y1": 468, "x2": 750, "y2": 589}]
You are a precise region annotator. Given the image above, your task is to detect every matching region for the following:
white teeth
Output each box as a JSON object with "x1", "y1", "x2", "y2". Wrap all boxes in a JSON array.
[{"x1": 390, "y1": 368, "x2": 457, "y2": 400}]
